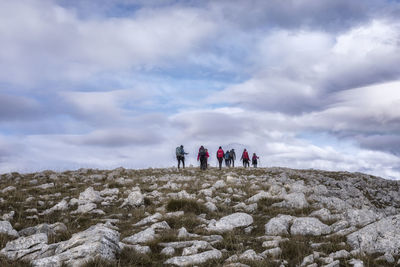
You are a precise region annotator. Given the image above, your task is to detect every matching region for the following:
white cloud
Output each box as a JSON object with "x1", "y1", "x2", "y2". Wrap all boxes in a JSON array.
[{"x1": 0, "y1": 1, "x2": 216, "y2": 86}]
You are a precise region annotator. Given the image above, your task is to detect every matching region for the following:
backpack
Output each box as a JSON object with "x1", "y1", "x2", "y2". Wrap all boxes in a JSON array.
[
  {"x1": 217, "y1": 149, "x2": 224, "y2": 158},
  {"x1": 229, "y1": 150, "x2": 235, "y2": 159},
  {"x1": 224, "y1": 152, "x2": 230, "y2": 160},
  {"x1": 199, "y1": 147, "x2": 206, "y2": 158},
  {"x1": 176, "y1": 147, "x2": 183, "y2": 156}
]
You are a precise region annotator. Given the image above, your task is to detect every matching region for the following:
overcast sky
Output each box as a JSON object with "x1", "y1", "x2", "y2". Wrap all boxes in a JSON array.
[{"x1": 1, "y1": 0, "x2": 400, "y2": 179}]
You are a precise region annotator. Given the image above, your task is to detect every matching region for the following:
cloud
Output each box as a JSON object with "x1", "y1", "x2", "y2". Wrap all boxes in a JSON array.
[
  {"x1": 0, "y1": 0, "x2": 216, "y2": 86},
  {"x1": 0, "y1": 93, "x2": 43, "y2": 121},
  {"x1": 209, "y1": 0, "x2": 382, "y2": 31},
  {"x1": 63, "y1": 128, "x2": 165, "y2": 147}
]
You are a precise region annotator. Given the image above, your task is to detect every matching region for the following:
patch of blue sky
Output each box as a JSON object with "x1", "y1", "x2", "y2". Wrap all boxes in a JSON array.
[{"x1": 296, "y1": 131, "x2": 359, "y2": 152}]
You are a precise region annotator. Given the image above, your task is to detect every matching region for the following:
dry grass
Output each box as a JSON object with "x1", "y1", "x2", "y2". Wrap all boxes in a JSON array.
[
  {"x1": 166, "y1": 199, "x2": 208, "y2": 215},
  {"x1": 280, "y1": 235, "x2": 313, "y2": 267}
]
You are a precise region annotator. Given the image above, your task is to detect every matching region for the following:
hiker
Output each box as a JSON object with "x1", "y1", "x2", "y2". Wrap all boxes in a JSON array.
[
  {"x1": 197, "y1": 146, "x2": 208, "y2": 170},
  {"x1": 229, "y1": 149, "x2": 236, "y2": 167},
  {"x1": 176, "y1": 145, "x2": 188, "y2": 169},
  {"x1": 224, "y1": 150, "x2": 231, "y2": 167},
  {"x1": 241, "y1": 148, "x2": 250, "y2": 168},
  {"x1": 252, "y1": 153, "x2": 259, "y2": 168},
  {"x1": 216, "y1": 146, "x2": 224, "y2": 170}
]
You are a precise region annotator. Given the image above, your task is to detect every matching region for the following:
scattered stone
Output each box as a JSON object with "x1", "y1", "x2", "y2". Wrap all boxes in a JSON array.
[
  {"x1": 329, "y1": 250, "x2": 350, "y2": 259},
  {"x1": 265, "y1": 214, "x2": 294, "y2": 235},
  {"x1": 272, "y1": 192, "x2": 309, "y2": 209},
  {"x1": 41, "y1": 199, "x2": 69, "y2": 215},
  {"x1": 260, "y1": 247, "x2": 282, "y2": 258},
  {"x1": 1, "y1": 186, "x2": 16, "y2": 193},
  {"x1": 122, "y1": 227, "x2": 156, "y2": 244},
  {"x1": 79, "y1": 187, "x2": 103, "y2": 204},
  {"x1": 0, "y1": 220, "x2": 19, "y2": 237},
  {"x1": 133, "y1": 212, "x2": 162, "y2": 227},
  {"x1": 290, "y1": 217, "x2": 331, "y2": 236},
  {"x1": 72, "y1": 202, "x2": 97, "y2": 214},
  {"x1": 207, "y1": 212, "x2": 253, "y2": 232},
  {"x1": 182, "y1": 241, "x2": 211, "y2": 256},
  {"x1": 36, "y1": 183, "x2": 55, "y2": 190},
  {"x1": 324, "y1": 260, "x2": 340, "y2": 267},
  {"x1": 19, "y1": 222, "x2": 67, "y2": 237},
  {"x1": 161, "y1": 246, "x2": 175, "y2": 256},
  {"x1": 348, "y1": 259, "x2": 364, "y2": 267},
  {"x1": 239, "y1": 249, "x2": 264, "y2": 261},
  {"x1": 347, "y1": 214, "x2": 400, "y2": 255},
  {"x1": 0, "y1": 233, "x2": 50, "y2": 261},
  {"x1": 246, "y1": 191, "x2": 269, "y2": 203},
  {"x1": 345, "y1": 209, "x2": 379, "y2": 227},
  {"x1": 2, "y1": 211, "x2": 15, "y2": 221},
  {"x1": 300, "y1": 254, "x2": 314, "y2": 266},
  {"x1": 164, "y1": 249, "x2": 222, "y2": 266},
  {"x1": 205, "y1": 201, "x2": 218, "y2": 212},
  {"x1": 119, "y1": 242, "x2": 151, "y2": 254},
  {"x1": 32, "y1": 224, "x2": 120, "y2": 267}
]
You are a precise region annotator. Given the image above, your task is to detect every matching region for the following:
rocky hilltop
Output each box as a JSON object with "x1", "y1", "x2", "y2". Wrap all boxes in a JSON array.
[{"x1": 0, "y1": 167, "x2": 399, "y2": 266}]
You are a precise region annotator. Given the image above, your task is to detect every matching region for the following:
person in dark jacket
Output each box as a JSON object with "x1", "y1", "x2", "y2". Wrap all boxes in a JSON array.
[
  {"x1": 224, "y1": 150, "x2": 231, "y2": 167},
  {"x1": 229, "y1": 149, "x2": 236, "y2": 167},
  {"x1": 241, "y1": 148, "x2": 250, "y2": 168},
  {"x1": 197, "y1": 146, "x2": 208, "y2": 170},
  {"x1": 176, "y1": 145, "x2": 188, "y2": 169},
  {"x1": 216, "y1": 146, "x2": 224, "y2": 170},
  {"x1": 252, "y1": 153, "x2": 259, "y2": 168}
]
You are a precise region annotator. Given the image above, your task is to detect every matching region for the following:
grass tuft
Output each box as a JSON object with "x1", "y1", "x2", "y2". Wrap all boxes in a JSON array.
[{"x1": 166, "y1": 199, "x2": 208, "y2": 215}]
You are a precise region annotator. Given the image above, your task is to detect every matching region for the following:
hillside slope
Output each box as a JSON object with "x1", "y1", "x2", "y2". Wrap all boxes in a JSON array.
[{"x1": 0, "y1": 167, "x2": 400, "y2": 266}]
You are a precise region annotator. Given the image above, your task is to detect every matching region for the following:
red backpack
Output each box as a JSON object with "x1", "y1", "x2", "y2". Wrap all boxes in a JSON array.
[{"x1": 217, "y1": 149, "x2": 224, "y2": 158}]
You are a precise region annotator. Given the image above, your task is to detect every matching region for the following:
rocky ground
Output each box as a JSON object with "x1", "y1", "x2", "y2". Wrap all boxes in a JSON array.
[{"x1": 0, "y1": 167, "x2": 400, "y2": 266}]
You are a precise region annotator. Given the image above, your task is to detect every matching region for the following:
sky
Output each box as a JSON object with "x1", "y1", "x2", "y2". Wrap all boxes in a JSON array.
[{"x1": 1, "y1": 0, "x2": 400, "y2": 179}]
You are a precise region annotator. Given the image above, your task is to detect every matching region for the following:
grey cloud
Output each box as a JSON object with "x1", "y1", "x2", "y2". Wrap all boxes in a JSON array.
[
  {"x1": 0, "y1": 1, "x2": 216, "y2": 86},
  {"x1": 0, "y1": 94, "x2": 42, "y2": 121},
  {"x1": 209, "y1": 0, "x2": 383, "y2": 32},
  {"x1": 356, "y1": 134, "x2": 400, "y2": 155},
  {"x1": 64, "y1": 129, "x2": 165, "y2": 147}
]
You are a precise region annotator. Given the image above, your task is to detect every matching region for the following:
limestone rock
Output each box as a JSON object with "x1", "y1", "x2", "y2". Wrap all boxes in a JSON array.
[
  {"x1": 246, "y1": 191, "x2": 269, "y2": 203},
  {"x1": 161, "y1": 246, "x2": 175, "y2": 256},
  {"x1": 345, "y1": 209, "x2": 379, "y2": 227},
  {"x1": 121, "y1": 190, "x2": 144, "y2": 207},
  {"x1": 0, "y1": 220, "x2": 19, "y2": 238},
  {"x1": 0, "y1": 233, "x2": 50, "y2": 261},
  {"x1": 238, "y1": 249, "x2": 264, "y2": 261},
  {"x1": 265, "y1": 215, "x2": 294, "y2": 236},
  {"x1": 164, "y1": 249, "x2": 222, "y2": 266},
  {"x1": 207, "y1": 212, "x2": 253, "y2": 232},
  {"x1": 42, "y1": 199, "x2": 69, "y2": 215},
  {"x1": 133, "y1": 212, "x2": 162, "y2": 227},
  {"x1": 32, "y1": 224, "x2": 120, "y2": 267},
  {"x1": 347, "y1": 214, "x2": 400, "y2": 255},
  {"x1": 290, "y1": 217, "x2": 331, "y2": 236},
  {"x1": 122, "y1": 228, "x2": 155, "y2": 244},
  {"x1": 348, "y1": 259, "x2": 364, "y2": 267},
  {"x1": 19, "y1": 222, "x2": 67, "y2": 237},
  {"x1": 182, "y1": 241, "x2": 211, "y2": 256},
  {"x1": 79, "y1": 187, "x2": 103, "y2": 203},
  {"x1": 272, "y1": 192, "x2": 309, "y2": 209}
]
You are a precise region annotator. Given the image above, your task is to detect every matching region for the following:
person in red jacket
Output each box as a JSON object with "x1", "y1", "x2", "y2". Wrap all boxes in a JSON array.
[
  {"x1": 241, "y1": 148, "x2": 250, "y2": 168},
  {"x1": 216, "y1": 146, "x2": 224, "y2": 170}
]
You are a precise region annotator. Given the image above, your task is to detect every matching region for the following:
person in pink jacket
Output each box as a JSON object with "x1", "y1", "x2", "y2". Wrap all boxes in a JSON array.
[{"x1": 216, "y1": 146, "x2": 224, "y2": 170}]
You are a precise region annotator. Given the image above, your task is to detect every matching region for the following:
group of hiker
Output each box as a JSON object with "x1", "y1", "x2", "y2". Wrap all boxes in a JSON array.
[{"x1": 175, "y1": 145, "x2": 260, "y2": 170}]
